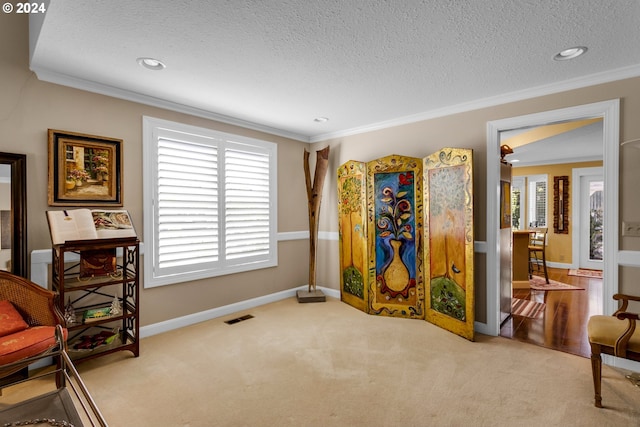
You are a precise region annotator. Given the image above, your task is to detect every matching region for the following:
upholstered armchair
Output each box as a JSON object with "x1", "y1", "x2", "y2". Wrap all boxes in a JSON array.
[
  {"x1": 0, "y1": 271, "x2": 67, "y2": 385},
  {"x1": 587, "y1": 293, "x2": 640, "y2": 407}
]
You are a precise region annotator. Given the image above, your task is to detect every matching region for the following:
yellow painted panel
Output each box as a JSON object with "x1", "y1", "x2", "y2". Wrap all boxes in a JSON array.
[
  {"x1": 423, "y1": 148, "x2": 475, "y2": 341},
  {"x1": 337, "y1": 160, "x2": 368, "y2": 312}
]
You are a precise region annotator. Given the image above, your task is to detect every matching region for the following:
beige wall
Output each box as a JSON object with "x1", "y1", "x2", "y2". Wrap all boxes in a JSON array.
[
  {"x1": 1, "y1": 16, "x2": 311, "y2": 326},
  {"x1": 316, "y1": 80, "x2": 640, "y2": 323},
  {"x1": 3, "y1": 14, "x2": 640, "y2": 328},
  {"x1": 512, "y1": 160, "x2": 603, "y2": 264}
]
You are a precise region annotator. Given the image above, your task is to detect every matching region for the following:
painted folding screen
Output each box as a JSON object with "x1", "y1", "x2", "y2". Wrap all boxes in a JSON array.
[
  {"x1": 367, "y1": 155, "x2": 424, "y2": 319},
  {"x1": 337, "y1": 160, "x2": 368, "y2": 312},
  {"x1": 423, "y1": 148, "x2": 475, "y2": 340},
  {"x1": 337, "y1": 149, "x2": 474, "y2": 341}
]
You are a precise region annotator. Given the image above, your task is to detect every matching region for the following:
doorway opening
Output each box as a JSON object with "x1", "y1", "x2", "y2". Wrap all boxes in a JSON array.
[
  {"x1": 498, "y1": 121, "x2": 605, "y2": 357},
  {"x1": 483, "y1": 99, "x2": 620, "y2": 341}
]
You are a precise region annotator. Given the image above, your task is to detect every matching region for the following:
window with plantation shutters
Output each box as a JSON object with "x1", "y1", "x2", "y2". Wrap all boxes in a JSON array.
[
  {"x1": 143, "y1": 117, "x2": 277, "y2": 288},
  {"x1": 527, "y1": 174, "x2": 547, "y2": 228}
]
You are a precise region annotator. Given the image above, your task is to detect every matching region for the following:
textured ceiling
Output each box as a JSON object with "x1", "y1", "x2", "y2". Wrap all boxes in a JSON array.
[{"x1": 29, "y1": 0, "x2": 640, "y2": 142}]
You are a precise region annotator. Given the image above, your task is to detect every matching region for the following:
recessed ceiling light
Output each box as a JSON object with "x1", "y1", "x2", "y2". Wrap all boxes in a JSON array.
[
  {"x1": 553, "y1": 46, "x2": 587, "y2": 61},
  {"x1": 314, "y1": 117, "x2": 329, "y2": 123},
  {"x1": 510, "y1": 159, "x2": 520, "y2": 163},
  {"x1": 137, "y1": 57, "x2": 166, "y2": 70}
]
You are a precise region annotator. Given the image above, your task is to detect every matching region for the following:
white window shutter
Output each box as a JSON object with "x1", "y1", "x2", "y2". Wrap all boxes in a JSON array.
[
  {"x1": 156, "y1": 137, "x2": 219, "y2": 275},
  {"x1": 224, "y1": 147, "x2": 271, "y2": 261}
]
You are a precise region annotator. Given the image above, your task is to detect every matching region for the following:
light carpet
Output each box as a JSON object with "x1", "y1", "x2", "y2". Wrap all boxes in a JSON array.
[
  {"x1": 2, "y1": 297, "x2": 639, "y2": 426},
  {"x1": 530, "y1": 275, "x2": 584, "y2": 291},
  {"x1": 568, "y1": 269, "x2": 603, "y2": 279},
  {"x1": 512, "y1": 298, "x2": 546, "y2": 318}
]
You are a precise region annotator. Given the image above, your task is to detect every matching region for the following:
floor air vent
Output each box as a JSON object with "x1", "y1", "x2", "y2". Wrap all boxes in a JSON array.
[{"x1": 224, "y1": 314, "x2": 254, "y2": 325}]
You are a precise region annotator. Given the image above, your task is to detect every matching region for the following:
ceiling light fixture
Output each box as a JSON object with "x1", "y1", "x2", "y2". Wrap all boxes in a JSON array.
[
  {"x1": 137, "y1": 57, "x2": 166, "y2": 70},
  {"x1": 553, "y1": 46, "x2": 587, "y2": 61},
  {"x1": 314, "y1": 117, "x2": 329, "y2": 123}
]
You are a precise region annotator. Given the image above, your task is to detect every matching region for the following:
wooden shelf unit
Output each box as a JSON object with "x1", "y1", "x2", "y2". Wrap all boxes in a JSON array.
[{"x1": 51, "y1": 237, "x2": 140, "y2": 363}]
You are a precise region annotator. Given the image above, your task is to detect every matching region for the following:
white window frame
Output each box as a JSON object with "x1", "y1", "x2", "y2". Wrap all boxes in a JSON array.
[
  {"x1": 143, "y1": 116, "x2": 277, "y2": 288},
  {"x1": 511, "y1": 176, "x2": 525, "y2": 230},
  {"x1": 526, "y1": 174, "x2": 547, "y2": 228}
]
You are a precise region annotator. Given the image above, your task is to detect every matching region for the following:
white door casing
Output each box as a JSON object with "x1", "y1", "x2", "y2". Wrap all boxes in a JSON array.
[{"x1": 483, "y1": 99, "x2": 619, "y2": 337}]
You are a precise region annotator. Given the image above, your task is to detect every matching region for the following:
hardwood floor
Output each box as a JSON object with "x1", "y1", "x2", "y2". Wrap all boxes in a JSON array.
[{"x1": 499, "y1": 266, "x2": 603, "y2": 358}]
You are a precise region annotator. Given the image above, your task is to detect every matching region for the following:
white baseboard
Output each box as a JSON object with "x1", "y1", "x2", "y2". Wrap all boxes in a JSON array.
[
  {"x1": 140, "y1": 285, "x2": 340, "y2": 338},
  {"x1": 141, "y1": 282, "x2": 502, "y2": 347},
  {"x1": 604, "y1": 355, "x2": 640, "y2": 373},
  {"x1": 474, "y1": 321, "x2": 490, "y2": 336},
  {"x1": 546, "y1": 261, "x2": 573, "y2": 269}
]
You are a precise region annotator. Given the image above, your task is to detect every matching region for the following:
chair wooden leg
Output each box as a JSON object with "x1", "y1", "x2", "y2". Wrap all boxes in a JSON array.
[
  {"x1": 528, "y1": 251, "x2": 537, "y2": 279},
  {"x1": 541, "y1": 252, "x2": 549, "y2": 283},
  {"x1": 590, "y1": 344, "x2": 603, "y2": 408}
]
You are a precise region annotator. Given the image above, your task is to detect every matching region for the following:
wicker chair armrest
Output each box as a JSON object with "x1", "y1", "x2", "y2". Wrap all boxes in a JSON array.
[{"x1": 0, "y1": 271, "x2": 62, "y2": 326}]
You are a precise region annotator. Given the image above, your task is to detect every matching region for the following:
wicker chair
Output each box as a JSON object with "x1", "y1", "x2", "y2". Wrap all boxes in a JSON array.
[
  {"x1": 587, "y1": 293, "x2": 640, "y2": 407},
  {"x1": 0, "y1": 271, "x2": 66, "y2": 386}
]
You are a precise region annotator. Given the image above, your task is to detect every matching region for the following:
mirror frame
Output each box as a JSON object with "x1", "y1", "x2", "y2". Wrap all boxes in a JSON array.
[{"x1": 0, "y1": 152, "x2": 27, "y2": 278}]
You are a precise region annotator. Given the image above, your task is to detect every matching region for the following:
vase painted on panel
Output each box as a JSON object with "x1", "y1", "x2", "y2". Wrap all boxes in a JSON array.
[{"x1": 383, "y1": 239, "x2": 410, "y2": 293}]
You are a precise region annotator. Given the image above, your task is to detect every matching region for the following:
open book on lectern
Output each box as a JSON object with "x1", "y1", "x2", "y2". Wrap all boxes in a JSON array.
[{"x1": 46, "y1": 209, "x2": 136, "y2": 245}]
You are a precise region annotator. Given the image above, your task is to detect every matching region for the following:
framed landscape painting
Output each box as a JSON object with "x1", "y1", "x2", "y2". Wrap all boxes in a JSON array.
[{"x1": 48, "y1": 129, "x2": 122, "y2": 206}]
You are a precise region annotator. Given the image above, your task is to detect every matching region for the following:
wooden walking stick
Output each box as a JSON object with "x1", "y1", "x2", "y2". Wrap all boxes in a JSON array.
[{"x1": 297, "y1": 146, "x2": 330, "y2": 303}]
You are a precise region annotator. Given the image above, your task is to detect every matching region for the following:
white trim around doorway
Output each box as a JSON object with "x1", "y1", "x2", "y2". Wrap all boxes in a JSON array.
[{"x1": 482, "y1": 99, "x2": 620, "y2": 337}]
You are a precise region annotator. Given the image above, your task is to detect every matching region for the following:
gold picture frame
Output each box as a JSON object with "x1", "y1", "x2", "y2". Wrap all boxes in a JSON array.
[
  {"x1": 500, "y1": 180, "x2": 511, "y2": 229},
  {"x1": 48, "y1": 129, "x2": 123, "y2": 206}
]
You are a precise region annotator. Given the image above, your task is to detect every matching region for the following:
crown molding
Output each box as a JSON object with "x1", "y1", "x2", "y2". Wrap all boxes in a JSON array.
[
  {"x1": 30, "y1": 61, "x2": 640, "y2": 145},
  {"x1": 309, "y1": 63, "x2": 640, "y2": 143},
  {"x1": 30, "y1": 66, "x2": 311, "y2": 143}
]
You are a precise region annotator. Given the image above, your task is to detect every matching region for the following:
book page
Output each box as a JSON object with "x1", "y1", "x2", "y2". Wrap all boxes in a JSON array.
[
  {"x1": 46, "y1": 209, "x2": 98, "y2": 244},
  {"x1": 91, "y1": 210, "x2": 137, "y2": 239}
]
